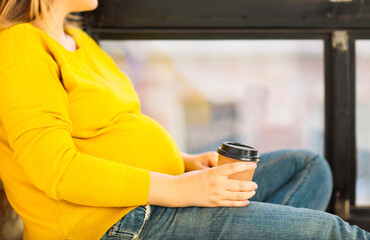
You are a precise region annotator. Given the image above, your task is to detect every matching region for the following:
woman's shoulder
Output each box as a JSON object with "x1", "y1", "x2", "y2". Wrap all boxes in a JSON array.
[{"x1": 0, "y1": 23, "x2": 55, "y2": 64}]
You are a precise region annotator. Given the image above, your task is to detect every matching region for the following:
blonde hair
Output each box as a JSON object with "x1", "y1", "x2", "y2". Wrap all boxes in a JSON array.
[{"x1": 0, "y1": 0, "x2": 80, "y2": 30}]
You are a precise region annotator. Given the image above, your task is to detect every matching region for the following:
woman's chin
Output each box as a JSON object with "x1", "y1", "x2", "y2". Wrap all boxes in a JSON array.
[{"x1": 75, "y1": 0, "x2": 99, "y2": 12}]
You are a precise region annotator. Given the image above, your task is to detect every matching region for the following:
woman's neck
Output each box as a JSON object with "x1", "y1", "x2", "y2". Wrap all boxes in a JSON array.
[
  {"x1": 32, "y1": 4, "x2": 77, "y2": 52},
  {"x1": 33, "y1": 18, "x2": 77, "y2": 52}
]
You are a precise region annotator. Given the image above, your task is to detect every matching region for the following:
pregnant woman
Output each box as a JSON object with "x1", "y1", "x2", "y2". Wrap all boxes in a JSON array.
[{"x1": 0, "y1": 0, "x2": 369, "y2": 239}]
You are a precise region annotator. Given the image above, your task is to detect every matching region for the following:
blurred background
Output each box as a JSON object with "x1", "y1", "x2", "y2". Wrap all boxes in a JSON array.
[{"x1": 100, "y1": 39, "x2": 369, "y2": 207}]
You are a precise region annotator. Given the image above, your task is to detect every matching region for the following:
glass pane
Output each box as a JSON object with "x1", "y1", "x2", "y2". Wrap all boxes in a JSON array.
[
  {"x1": 356, "y1": 40, "x2": 370, "y2": 206},
  {"x1": 101, "y1": 40, "x2": 324, "y2": 156}
]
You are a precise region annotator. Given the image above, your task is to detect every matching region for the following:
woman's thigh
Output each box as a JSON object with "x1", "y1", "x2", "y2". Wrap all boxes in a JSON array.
[
  {"x1": 137, "y1": 203, "x2": 369, "y2": 240},
  {"x1": 252, "y1": 149, "x2": 333, "y2": 210}
]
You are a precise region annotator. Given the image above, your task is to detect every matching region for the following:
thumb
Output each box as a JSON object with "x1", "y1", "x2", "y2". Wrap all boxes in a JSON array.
[
  {"x1": 202, "y1": 151, "x2": 218, "y2": 167},
  {"x1": 208, "y1": 152, "x2": 218, "y2": 167}
]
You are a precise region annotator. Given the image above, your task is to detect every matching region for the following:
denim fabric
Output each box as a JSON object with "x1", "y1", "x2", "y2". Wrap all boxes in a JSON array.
[
  {"x1": 101, "y1": 205, "x2": 150, "y2": 240},
  {"x1": 252, "y1": 149, "x2": 333, "y2": 210},
  {"x1": 101, "y1": 149, "x2": 370, "y2": 240}
]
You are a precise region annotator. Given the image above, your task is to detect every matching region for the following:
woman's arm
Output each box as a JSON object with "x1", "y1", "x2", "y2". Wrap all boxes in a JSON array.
[{"x1": 147, "y1": 162, "x2": 258, "y2": 207}]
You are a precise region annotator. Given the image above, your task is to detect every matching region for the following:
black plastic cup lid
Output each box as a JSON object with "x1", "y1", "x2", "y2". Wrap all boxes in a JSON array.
[{"x1": 217, "y1": 142, "x2": 259, "y2": 161}]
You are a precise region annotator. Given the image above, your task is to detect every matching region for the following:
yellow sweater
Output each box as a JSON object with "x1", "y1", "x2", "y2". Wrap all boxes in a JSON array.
[{"x1": 0, "y1": 23, "x2": 184, "y2": 239}]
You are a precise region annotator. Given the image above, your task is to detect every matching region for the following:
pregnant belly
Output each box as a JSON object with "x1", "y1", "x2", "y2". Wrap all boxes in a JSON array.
[{"x1": 72, "y1": 113, "x2": 184, "y2": 176}]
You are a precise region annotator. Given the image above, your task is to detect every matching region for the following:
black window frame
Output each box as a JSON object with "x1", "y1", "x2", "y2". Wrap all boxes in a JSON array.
[{"x1": 83, "y1": 0, "x2": 370, "y2": 230}]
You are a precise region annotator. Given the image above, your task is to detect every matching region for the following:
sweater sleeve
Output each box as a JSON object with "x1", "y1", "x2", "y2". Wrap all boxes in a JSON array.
[{"x1": 0, "y1": 55, "x2": 150, "y2": 207}]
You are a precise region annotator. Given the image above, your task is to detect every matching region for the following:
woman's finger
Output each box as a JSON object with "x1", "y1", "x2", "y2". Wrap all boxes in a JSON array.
[
  {"x1": 225, "y1": 179, "x2": 258, "y2": 192},
  {"x1": 197, "y1": 162, "x2": 209, "y2": 170},
  {"x1": 216, "y1": 162, "x2": 256, "y2": 177},
  {"x1": 222, "y1": 190, "x2": 256, "y2": 201},
  {"x1": 218, "y1": 200, "x2": 250, "y2": 207},
  {"x1": 205, "y1": 151, "x2": 218, "y2": 167}
]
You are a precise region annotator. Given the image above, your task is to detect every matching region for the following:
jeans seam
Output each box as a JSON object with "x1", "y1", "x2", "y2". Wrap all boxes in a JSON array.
[
  {"x1": 257, "y1": 152, "x2": 294, "y2": 171},
  {"x1": 258, "y1": 152, "x2": 312, "y2": 172},
  {"x1": 281, "y1": 155, "x2": 315, "y2": 205},
  {"x1": 132, "y1": 205, "x2": 151, "y2": 240}
]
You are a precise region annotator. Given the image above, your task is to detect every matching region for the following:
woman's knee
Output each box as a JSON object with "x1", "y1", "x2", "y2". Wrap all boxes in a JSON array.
[
  {"x1": 300, "y1": 150, "x2": 333, "y2": 190},
  {"x1": 260, "y1": 149, "x2": 333, "y2": 183},
  {"x1": 293, "y1": 150, "x2": 333, "y2": 208}
]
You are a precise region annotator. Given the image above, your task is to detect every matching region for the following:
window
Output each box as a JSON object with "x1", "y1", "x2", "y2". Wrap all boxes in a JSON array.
[{"x1": 356, "y1": 40, "x2": 370, "y2": 207}]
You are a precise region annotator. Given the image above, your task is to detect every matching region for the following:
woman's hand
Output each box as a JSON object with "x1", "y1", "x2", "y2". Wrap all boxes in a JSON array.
[
  {"x1": 148, "y1": 162, "x2": 258, "y2": 208},
  {"x1": 182, "y1": 151, "x2": 218, "y2": 172}
]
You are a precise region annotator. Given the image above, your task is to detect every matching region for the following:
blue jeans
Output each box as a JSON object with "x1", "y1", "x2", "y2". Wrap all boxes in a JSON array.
[{"x1": 101, "y1": 150, "x2": 370, "y2": 239}]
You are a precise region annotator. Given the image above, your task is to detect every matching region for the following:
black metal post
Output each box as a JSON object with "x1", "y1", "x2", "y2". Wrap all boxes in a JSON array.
[{"x1": 324, "y1": 31, "x2": 356, "y2": 218}]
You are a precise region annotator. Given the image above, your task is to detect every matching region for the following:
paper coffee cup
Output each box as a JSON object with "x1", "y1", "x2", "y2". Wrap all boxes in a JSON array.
[{"x1": 217, "y1": 142, "x2": 259, "y2": 181}]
